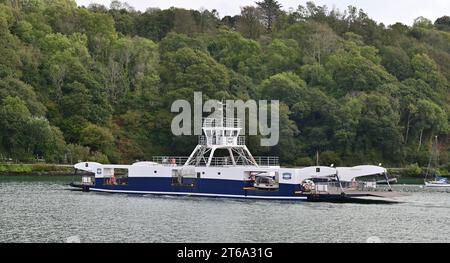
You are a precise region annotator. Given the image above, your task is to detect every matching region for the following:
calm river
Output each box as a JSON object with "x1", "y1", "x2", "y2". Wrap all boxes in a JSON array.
[{"x1": 0, "y1": 176, "x2": 449, "y2": 243}]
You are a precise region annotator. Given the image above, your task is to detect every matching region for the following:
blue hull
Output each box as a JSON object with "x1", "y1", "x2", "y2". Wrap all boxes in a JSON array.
[{"x1": 88, "y1": 177, "x2": 308, "y2": 201}]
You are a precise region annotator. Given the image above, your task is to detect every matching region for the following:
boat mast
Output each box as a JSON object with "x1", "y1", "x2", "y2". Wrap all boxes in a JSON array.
[{"x1": 424, "y1": 135, "x2": 439, "y2": 182}]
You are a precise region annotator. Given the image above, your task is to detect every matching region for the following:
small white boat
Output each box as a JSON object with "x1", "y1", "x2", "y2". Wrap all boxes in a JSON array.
[
  {"x1": 425, "y1": 177, "x2": 450, "y2": 188},
  {"x1": 423, "y1": 136, "x2": 450, "y2": 188}
]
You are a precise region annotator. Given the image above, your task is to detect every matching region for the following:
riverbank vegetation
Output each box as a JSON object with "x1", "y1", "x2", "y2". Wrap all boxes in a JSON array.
[
  {"x1": 0, "y1": 163, "x2": 72, "y2": 175},
  {"x1": 0, "y1": 0, "x2": 449, "y2": 171}
]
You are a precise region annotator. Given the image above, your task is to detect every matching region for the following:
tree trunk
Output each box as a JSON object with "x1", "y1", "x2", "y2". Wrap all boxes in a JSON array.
[
  {"x1": 417, "y1": 129, "x2": 424, "y2": 151},
  {"x1": 404, "y1": 111, "x2": 411, "y2": 144}
]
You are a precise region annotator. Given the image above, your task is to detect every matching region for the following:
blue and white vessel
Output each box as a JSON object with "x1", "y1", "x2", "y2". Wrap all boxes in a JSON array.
[{"x1": 71, "y1": 105, "x2": 391, "y2": 201}]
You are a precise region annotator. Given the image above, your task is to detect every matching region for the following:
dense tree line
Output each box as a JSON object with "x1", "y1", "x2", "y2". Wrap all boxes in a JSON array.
[{"x1": 0, "y1": 0, "x2": 449, "y2": 169}]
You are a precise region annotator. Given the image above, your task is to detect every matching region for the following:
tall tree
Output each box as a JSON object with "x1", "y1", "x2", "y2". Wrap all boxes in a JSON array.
[
  {"x1": 434, "y1": 16, "x2": 450, "y2": 31},
  {"x1": 173, "y1": 8, "x2": 198, "y2": 36},
  {"x1": 255, "y1": 0, "x2": 282, "y2": 32},
  {"x1": 236, "y1": 6, "x2": 263, "y2": 39}
]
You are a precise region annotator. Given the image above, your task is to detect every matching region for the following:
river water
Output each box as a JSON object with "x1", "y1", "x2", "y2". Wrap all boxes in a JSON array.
[{"x1": 0, "y1": 176, "x2": 449, "y2": 243}]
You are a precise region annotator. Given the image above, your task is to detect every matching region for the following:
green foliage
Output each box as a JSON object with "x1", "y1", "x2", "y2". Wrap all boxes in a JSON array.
[
  {"x1": 319, "y1": 151, "x2": 342, "y2": 166},
  {"x1": 236, "y1": 6, "x2": 263, "y2": 39},
  {"x1": 280, "y1": 21, "x2": 339, "y2": 65},
  {"x1": 0, "y1": 8, "x2": 27, "y2": 79},
  {"x1": 66, "y1": 143, "x2": 90, "y2": 163},
  {"x1": 263, "y1": 39, "x2": 300, "y2": 75},
  {"x1": 259, "y1": 72, "x2": 306, "y2": 106},
  {"x1": 80, "y1": 124, "x2": 114, "y2": 154},
  {"x1": 0, "y1": 0, "x2": 449, "y2": 168},
  {"x1": 160, "y1": 47, "x2": 230, "y2": 96},
  {"x1": 88, "y1": 151, "x2": 110, "y2": 163},
  {"x1": 294, "y1": 157, "x2": 314, "y2": 167},
  {"x1": 334, "y1": 93, "x2": 404, "y2": 165},
  {"x1": 30, "y1": 163, "x2": 72, "y2": 172},
  {"x1": 402, "y1": 163, "x2": 423, "y2": 176},
  {"x1": 380, "y1": 46, "x2": 413, "y2": 81},
  {"x1": 0, "y1": 96, "x2": 32, "y2": 159},
  {"x1": 268, "y1": 103, "x2": 301, "y2": 164},
  {"x1": 77, "y1": 7, "x2": 118, "y2": 60},
  {"x1": 413, "y1": 17, "x2": 433, "y2": 29},
  {"x1": 0, "y1": 164, "x2": 33, "y2": 173},
  {"x1": 411, "y1": 53, "x2": 448, "y2": 91},
  {"x1": 159, "y1": 32, "x2": 206, "y2": 54},
  {"x1": 435, "y1": 16, "x2": 450, "y2": 32},
  {"x1": 135, "y1": 8, "x2": 175, "y2": 41},
  {"x1": 255, "y1": 0, "x2": 282, "y2": 32},
  {"x1": 207, "y1": 30, "x2": 262, "y2": 76},
  {"x1": 26, "y1": 118, "x2": 66, "y2": 163},
  {"x1": 0, "y1": 77, "x2": 46, "y2": 116},
  {"x1": 325, "y1": 40, "x2": 396, "y2": 95},
  {"x1": 0, "y1": 96, "x2": 65, "y2": 162},
  {"x1": 298, "y1": 63, "x2": 334, "y2": 88}
]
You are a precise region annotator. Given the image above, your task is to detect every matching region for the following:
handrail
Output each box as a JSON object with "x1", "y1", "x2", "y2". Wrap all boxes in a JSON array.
[
  {"x1": 202, "y1": 118, "x2": 242, "y2": 128},
  {"x1": 152, "y1": 156, "x2": 279, "y2": 166},
  {"x1": 152, "y1": 156, "x2": 189, "y2": 166},
  {"x1": 198, "y1": 135, "x2": 246, "y2": 145},
  {"x1": 253, "y1": 156, "x2": 279, "y2": 166}
]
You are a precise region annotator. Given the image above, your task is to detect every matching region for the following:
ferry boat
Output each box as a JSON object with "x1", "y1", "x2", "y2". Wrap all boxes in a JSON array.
[{"x1": 70, "y1": 107, "x2": 394, "y2": 201}]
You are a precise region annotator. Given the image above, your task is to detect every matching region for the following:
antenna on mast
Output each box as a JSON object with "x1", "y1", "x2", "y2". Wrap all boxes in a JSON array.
[{"x1": 316, "y1": 150, "x2": 319, "y2": 166}]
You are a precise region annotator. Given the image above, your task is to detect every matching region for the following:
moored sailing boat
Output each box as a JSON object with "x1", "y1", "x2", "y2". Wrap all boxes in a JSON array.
[{"x1": 424, "y1": 136, "x2": 450, "y2": 187}]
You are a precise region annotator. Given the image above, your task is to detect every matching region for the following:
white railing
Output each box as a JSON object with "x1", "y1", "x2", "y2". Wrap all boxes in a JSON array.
[
  {"x1": 237, "y1": 136, "x2": 245, "y2": 145},
  {"x1": 152, "y1": 156, "x2": 279, "y2": 166},
  {"x1": 189, "y1": 156, "x2": 279, "y2": 166},
  {"x1": 203, "y1": 118, "x2": 242, "y2": 129},
  {"x1": 253, "y1": 156, "x2": 279, "y2": 166},
  {"x1": 198, "y1": 135, "x2": 246, "y2": 145},
  {"x1": 152, "y1": 156, "x2": 189, "y2": 166}
]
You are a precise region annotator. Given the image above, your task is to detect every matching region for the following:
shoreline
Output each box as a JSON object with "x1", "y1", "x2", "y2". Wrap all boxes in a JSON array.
[
  {"x1": 0, "y1": 163, "x2": 81, "y2": 176},
  {"x1": 0, "y1": 171, "x2": 77, "y2": 176}
]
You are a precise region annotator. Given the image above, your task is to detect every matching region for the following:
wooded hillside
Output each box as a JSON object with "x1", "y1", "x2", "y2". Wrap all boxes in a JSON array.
[{"x1": 0, "y1": 0, "x2": 449, "y2": 169}]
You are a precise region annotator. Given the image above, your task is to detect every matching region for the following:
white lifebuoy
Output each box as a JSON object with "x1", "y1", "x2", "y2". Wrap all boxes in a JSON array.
[{"x1": 302, "y1": 180, "x2": 315, "y2": 192}]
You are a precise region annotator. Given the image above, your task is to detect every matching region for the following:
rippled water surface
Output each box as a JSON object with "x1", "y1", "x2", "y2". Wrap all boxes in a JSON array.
[{"x1": 1, "y1": 176, "x2": 449, "y2": 243}]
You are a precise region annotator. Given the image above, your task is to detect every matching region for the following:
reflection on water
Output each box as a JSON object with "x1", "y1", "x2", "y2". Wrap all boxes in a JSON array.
[{"x1": 0, "y1": 176, "x2": 449, "y2": 243}]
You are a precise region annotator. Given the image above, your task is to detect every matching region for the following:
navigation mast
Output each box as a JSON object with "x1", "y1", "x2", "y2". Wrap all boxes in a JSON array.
[{"x1": 184, "y1": 101, "x2": 258, "y2": 167}]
